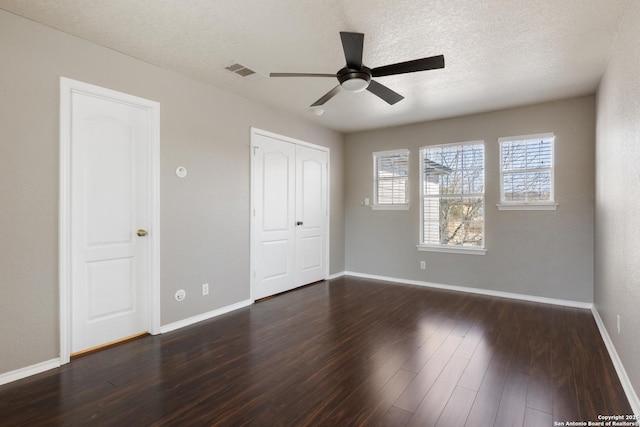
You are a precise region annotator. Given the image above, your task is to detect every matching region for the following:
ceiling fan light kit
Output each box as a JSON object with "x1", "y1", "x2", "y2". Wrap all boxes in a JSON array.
[
  {"x1": 338, "y1": 67, "x2": 371, "y2": 92},
  {"x1": 270, "y1": 31, "x2": 444, "y2": 107}
]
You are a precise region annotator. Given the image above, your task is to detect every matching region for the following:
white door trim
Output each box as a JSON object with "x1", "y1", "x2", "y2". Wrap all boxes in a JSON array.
[
  {"x1": 59, "y1": 77, "x2": 161, "y2": 364},
  {"x1": 249, "y1": 127, "x2": 330, "y2": 302}
]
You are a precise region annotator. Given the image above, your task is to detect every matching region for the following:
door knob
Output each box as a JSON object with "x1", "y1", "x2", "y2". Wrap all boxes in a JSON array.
[
  {"x1": 137, "y1": 229, "x2": 148, "y2": 237},
  {"x1": 296, "y1": 221, "x2": 303, "y2": 226}
]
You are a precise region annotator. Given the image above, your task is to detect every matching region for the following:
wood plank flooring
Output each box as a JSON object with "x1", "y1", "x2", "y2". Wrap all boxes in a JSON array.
[{"x1": 0, "y1": 277, "x2": 633, "y2": 426}]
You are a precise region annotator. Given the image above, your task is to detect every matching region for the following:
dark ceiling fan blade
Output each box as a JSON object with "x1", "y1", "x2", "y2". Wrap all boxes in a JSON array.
[
  {"x1": 371, "y1": 55, "x2": 445, "y2": 77},
  {"x1": 270, "y1": 72, "x2": 336, "y2": 77},
  {"x1": 366, "y1": 80, "x2": 404, "y2": 105},
  {"x1": 340, "y1": 32, "x2": 364, "y2": 69},
  {"x1": 310, "y1": 85, "x2": 341, "y2": 107}
]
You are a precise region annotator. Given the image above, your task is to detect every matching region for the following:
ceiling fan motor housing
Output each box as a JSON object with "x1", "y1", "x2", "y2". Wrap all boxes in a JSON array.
[{"x1": 338, "y1": 67, "x2": 371, "y2": 92}]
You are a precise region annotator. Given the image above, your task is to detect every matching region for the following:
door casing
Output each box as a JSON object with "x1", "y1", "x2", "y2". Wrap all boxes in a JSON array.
[{"x1": 59, "y1": 77, "x2": 161, "y2": 364}]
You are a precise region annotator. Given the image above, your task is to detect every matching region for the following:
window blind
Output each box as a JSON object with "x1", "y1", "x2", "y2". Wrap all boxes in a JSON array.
[
  {"x1": 373, "y1": 150, "x2": 409, "y2": 206},
  {"x1": 420, "y1": 142, "x2": 485, "y2": 248},
  {"x1": 500, "y1": 134, "x2": 554, "y2": 203}
]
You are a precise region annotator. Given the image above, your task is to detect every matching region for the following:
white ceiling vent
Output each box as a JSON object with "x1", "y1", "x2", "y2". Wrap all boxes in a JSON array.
[{"x1": 225, "y1": 63, "x2": 256, "y2": 77}]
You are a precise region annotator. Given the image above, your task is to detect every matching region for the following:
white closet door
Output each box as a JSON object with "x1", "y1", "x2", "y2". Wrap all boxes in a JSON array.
[
  {"x1": 252, "y1": 133, "x2": 297, "y2": 299},
  {"x1": 251, "y1": 130, "x2": 328, "y2": 300},
  {"x1": 295, "y1": 144, "x2": 327, "y2": 286}
]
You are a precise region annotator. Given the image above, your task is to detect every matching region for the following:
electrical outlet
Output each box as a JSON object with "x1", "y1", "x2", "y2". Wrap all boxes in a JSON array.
[
  {"x1": 420, "y1": 261, "x2": 426, "y2": 270},
  {"x1": 617, "y1": 315, "x2": 621, "y2": 334},
  {"x1": 202, "y1": 283, "x2": 209, "y2": 296},
  {"x1": 175, "y1": 289, "x2": 186, "y2": 301}
]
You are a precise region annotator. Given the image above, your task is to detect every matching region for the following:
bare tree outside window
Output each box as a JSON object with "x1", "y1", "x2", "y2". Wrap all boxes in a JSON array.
[
  {"x1": 500, "y1": 134, "x2": 554, "y2": 203},
  {"x1": 421, "y1": 142, "x2": 485, "y2": 248}
]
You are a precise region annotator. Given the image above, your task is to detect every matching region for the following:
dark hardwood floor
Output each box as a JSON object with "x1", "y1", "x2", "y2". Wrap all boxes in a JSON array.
[{"x1": 0, "y1": 277, "x2": 633, "y2": 426}]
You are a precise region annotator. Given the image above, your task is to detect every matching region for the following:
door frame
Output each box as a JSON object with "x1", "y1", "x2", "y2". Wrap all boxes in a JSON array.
[
  {"x1": 59, "y1": 77, "x2": 161, "y2": 364},
  {"x1": 249, "y1": 127, "x2": 330, "y2": 301}
]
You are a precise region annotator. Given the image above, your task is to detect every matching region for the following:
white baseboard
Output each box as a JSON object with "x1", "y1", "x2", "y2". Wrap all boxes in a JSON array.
[
  {"x1": 327, "y1": 271, "x2": 345, "y2": 280},
  {"x1": 160, "y1": 299, "x2": 253, "y2": 334},
  {"x1": 0, "y1": 358, "x2": 60, "y2": 387},
  {"x1": 591, "y1": 307, "x2": 640, "y2": 416},
  {"x1": 343, "y1": 271, "x2": 593, "y2": 309}
]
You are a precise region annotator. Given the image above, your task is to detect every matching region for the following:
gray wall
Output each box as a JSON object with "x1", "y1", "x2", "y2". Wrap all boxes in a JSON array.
[
  {"x1": 595, "y1": 0, "x2": 640, "y2": 403},
  {"x1": 0, "y1": 10, "x2": 344, "y2": 375},
  {"x1": 344, "y1": 96, "x2": 595, "y2": 302}
]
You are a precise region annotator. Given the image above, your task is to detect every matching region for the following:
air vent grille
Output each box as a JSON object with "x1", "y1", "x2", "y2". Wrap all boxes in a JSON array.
[{"x1": 225, "y1": 63, "x2": 256, "y2": 77}]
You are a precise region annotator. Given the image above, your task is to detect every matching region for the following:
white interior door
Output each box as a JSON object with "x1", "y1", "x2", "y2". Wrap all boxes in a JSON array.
[
  {"x1": 295, "y1": 145, "x2": 328, "y2": 286},
  {"x1": 251, "y1": 129, "x2": 328, "y2": 300},
  {"x1": 69, "y1": 89, "x2": 153, "y2": 354},
  {"x1": 252, "y1": 134, "x2": 297, "y2": 299}
]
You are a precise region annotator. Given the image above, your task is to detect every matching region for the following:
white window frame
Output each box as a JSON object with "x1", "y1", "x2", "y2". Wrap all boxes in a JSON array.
[
  {"x1": 417, "y1": 141, "x2": 486, "y2": 255},
  {"x1": 497, "y1": 133, "x2": 558, "y2": 211},
  {"x1": 372, "y1": 149, "x2": 410, "y2": 210}
]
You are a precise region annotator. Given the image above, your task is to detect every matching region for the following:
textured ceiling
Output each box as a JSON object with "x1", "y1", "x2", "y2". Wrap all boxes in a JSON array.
[{"x1": 0, "y1": 0, "x2": 630, "y2": 133}]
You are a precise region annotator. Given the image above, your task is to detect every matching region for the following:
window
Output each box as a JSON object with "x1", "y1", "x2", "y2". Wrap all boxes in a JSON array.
[
  {"x1": 373, "y1": 149, "x2": 409, "y2": 210},
  {"x1": 418, "y1": 142, "x2": 485, "y2": 254},
  {"x1": 498, "y1": 133, "x2": 557, "y2": 210}
]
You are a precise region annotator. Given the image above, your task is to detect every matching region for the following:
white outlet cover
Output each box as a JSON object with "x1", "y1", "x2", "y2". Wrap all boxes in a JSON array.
[
  {"x1": 175, "y1": 166, "x2": 187, "y2": 178},
  {"x1": 175, "y1": 289, "x2": 186, "y2": 301}
]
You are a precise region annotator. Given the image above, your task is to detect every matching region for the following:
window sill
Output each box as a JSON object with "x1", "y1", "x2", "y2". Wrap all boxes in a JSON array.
[
  {"x1": 416, "y1": 244, "x2": 487, "y2": 255},
  {"x1": 496, "y1": 203, "x2": 558, "y2": 211},
  {"x1": 371, "y1": 204, "x2": 410, "y2": 211}
]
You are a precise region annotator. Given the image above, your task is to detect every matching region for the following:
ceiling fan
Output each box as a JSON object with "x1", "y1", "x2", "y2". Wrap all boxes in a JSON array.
[{"x1": 270, "y1": 31, "x2": 445, "y2": 107}]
